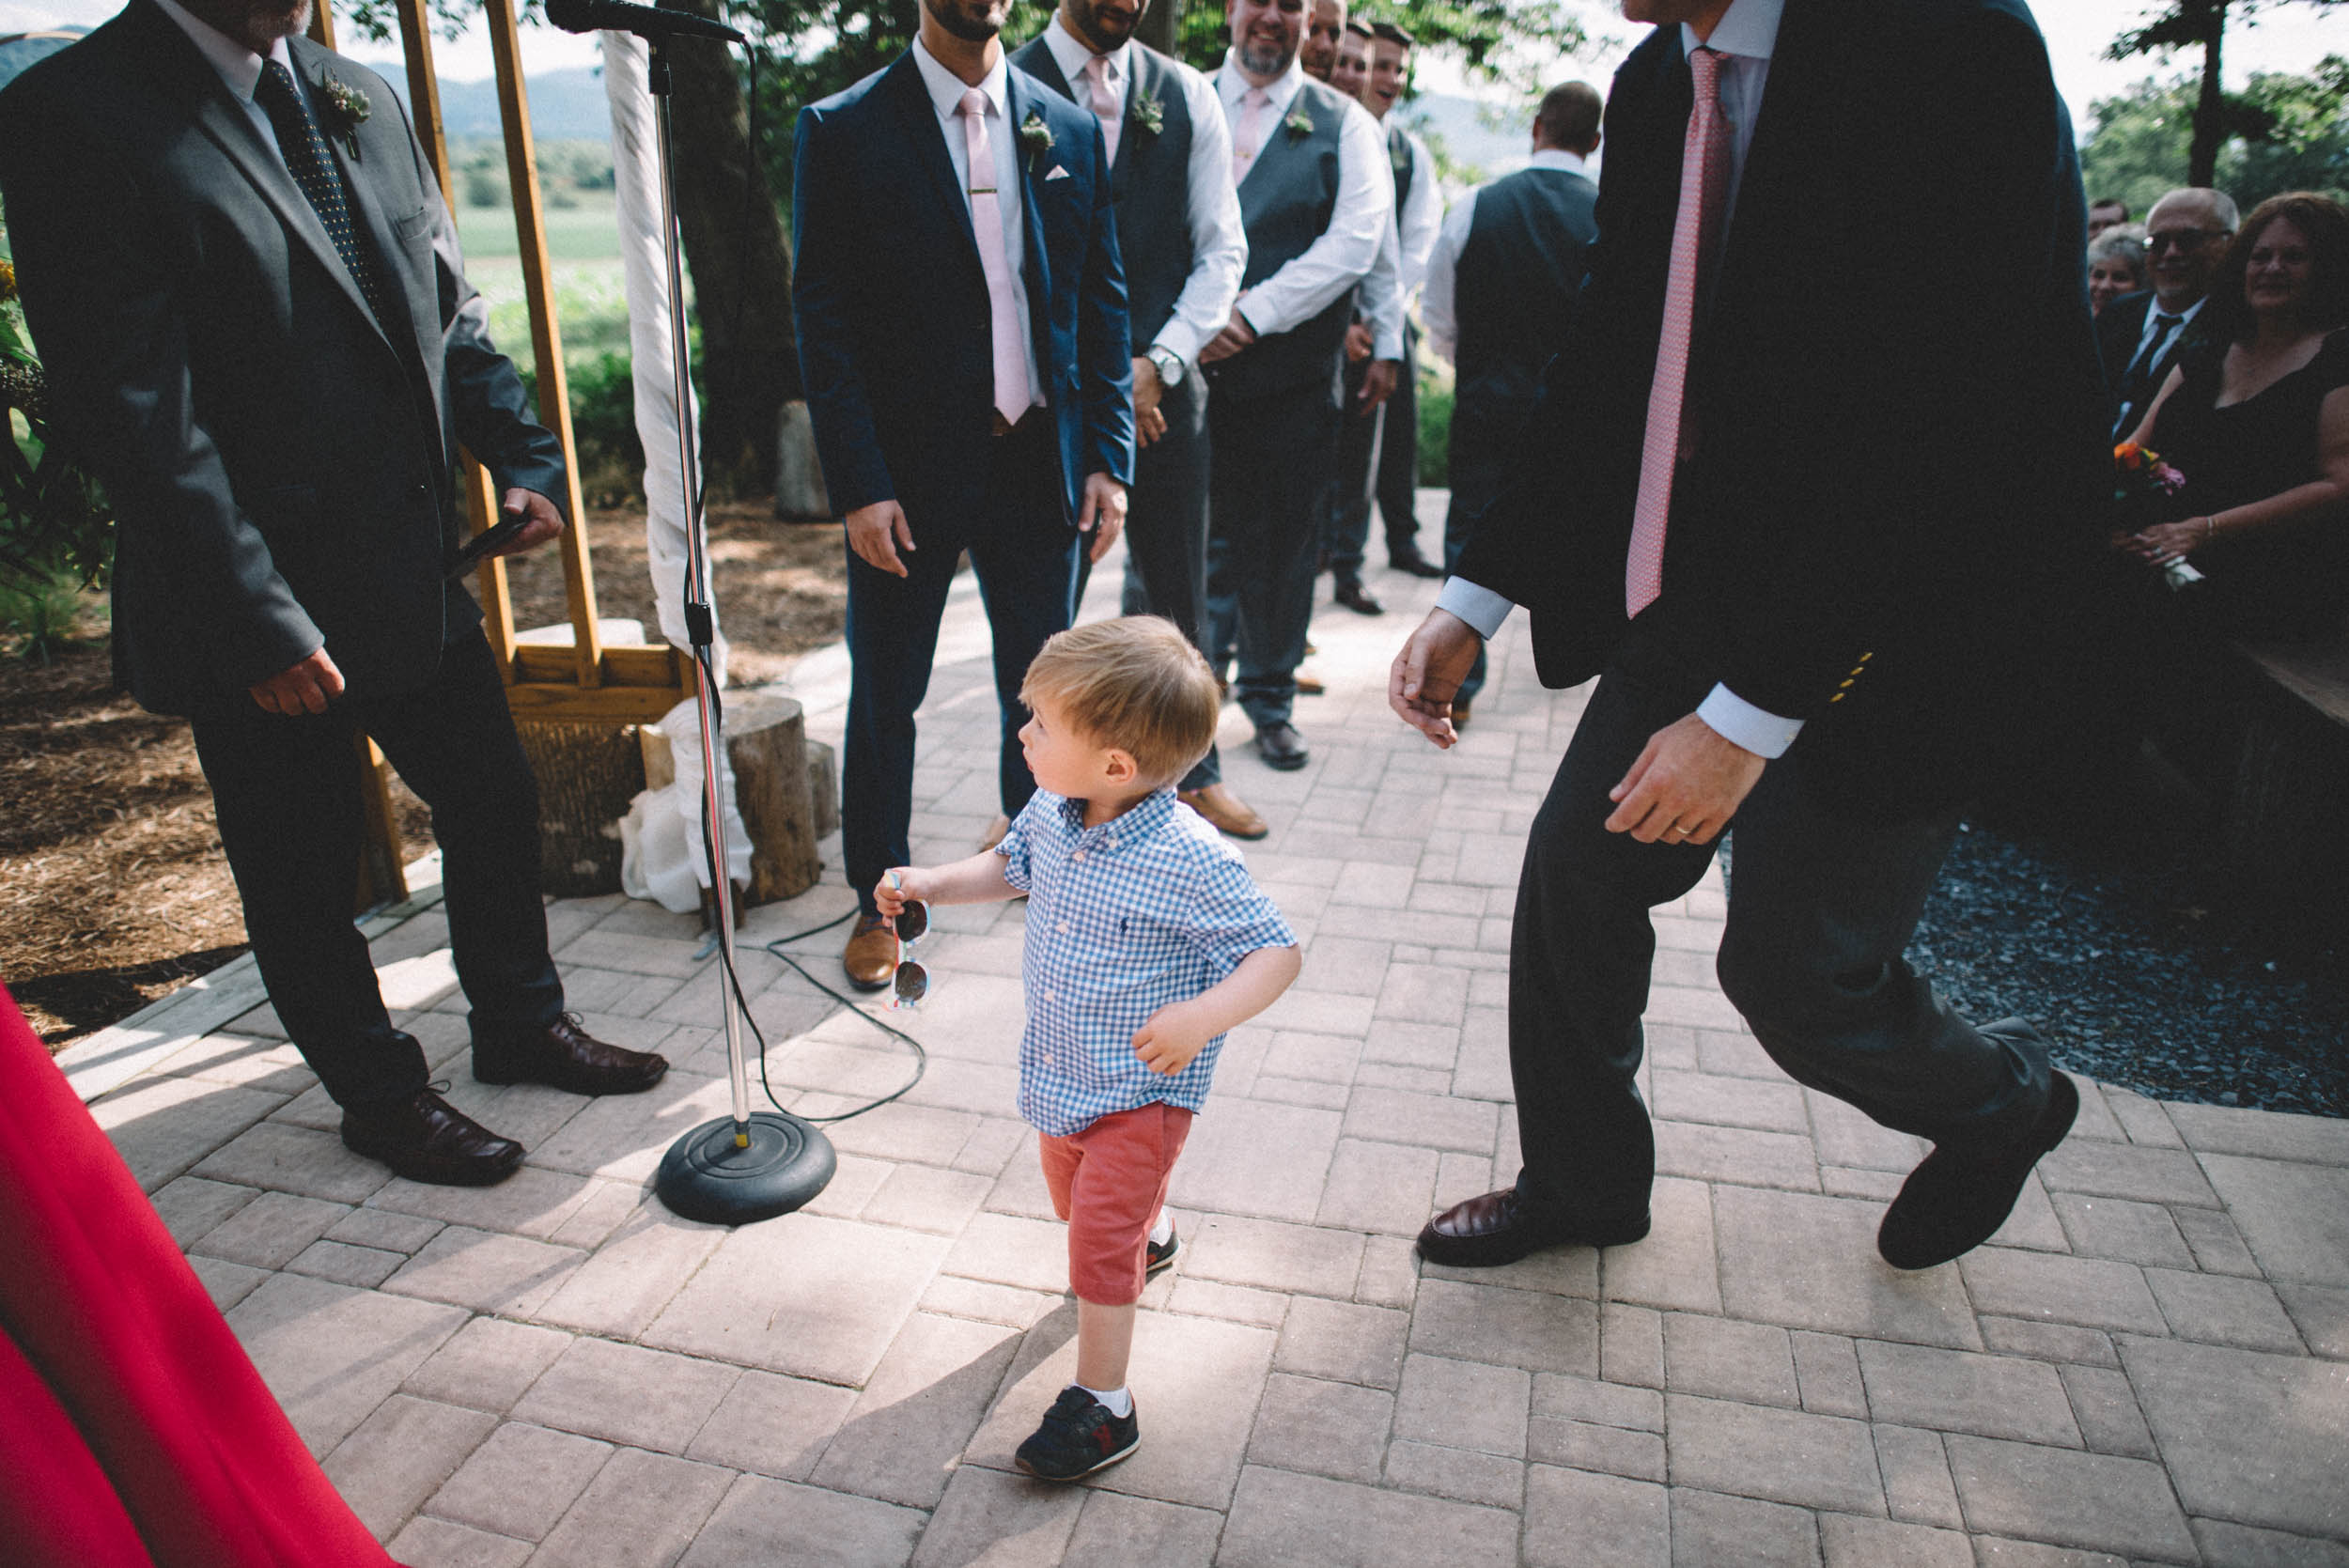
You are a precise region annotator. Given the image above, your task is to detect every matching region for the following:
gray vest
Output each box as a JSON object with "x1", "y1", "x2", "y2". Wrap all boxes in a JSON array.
[
  {"x1": 1207, "y1": 73, "x2": 1353, "y2": 403},
  {"x1": 1387, "y1": 121, "x2": 1415, "y2": 212},
  {"x1": 1008, "y1": 38, "x2": 1195, "y2": 355},
  {"x1": 1454, "y1": 165, "x2": 1598, "y2": 411}
]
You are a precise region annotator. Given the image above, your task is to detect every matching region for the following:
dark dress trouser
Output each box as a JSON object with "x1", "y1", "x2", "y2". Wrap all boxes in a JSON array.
[
  {"x1": 1509, "y1": 642, "x2": 2055, "y2": 1228},
  {"x1": 1081, "y1": 373, "x2": 1221, "y2": 791},
  {"x1": 842, "y1": 416, "x2": 1080, "y2": 912},
  {"x1": 187, "y1": 625, "x2": 564, "y2": 1109},
  {"x1": 1206, "y1": 380, "x2": 1338, "y2": 731}
]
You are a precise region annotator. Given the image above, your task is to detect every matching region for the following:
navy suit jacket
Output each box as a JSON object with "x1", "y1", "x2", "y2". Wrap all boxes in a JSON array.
[
  {"x1": 1454, "y1": 0, "x2": 2108, "y2": 816},
  {"x1": 792, "y1": 52, "x2": 1134, "y2": 531}
]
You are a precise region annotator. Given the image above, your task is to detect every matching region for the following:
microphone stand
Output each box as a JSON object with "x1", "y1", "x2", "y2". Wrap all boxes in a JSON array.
[{"x1": 630, "y1": 26, "x2": 835, "y2": 1224}]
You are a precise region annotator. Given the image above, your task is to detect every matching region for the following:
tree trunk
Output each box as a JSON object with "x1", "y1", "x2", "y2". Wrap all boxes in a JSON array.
[
  {"x1": 2189, "y1": 0, "x2": 2228, "y2": 187},
  {"x1": 1135, "y1": 0, "x2": 1180, "y2": 56},
  {"x1": 666, "y1": 0, "x2": 801, "y2": 498}
]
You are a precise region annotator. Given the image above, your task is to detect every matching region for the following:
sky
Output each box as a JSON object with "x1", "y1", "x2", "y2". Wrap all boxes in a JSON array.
[{"x1": 4, "y1": 0, "x2": 2345, "y2": 129}]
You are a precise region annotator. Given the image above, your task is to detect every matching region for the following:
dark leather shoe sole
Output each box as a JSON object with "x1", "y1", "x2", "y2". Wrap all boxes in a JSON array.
[
  {"x1": 1417, "y1": 1197, "x2": 1651, "y2": 1268},
  {"x1": 1879, "y1": 1066, "x2": 2079, "y2": 1271},
  {"x1": 473, "y1": 1057, "x2": 667, "y2": 1095},
  {"x1": 342, "y1": 1125, "x2": 523, "y2": 1188}
]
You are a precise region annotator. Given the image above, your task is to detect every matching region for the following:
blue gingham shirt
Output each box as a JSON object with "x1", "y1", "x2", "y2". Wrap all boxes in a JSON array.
[{"x1": 998, "y1": 787, "x2": 1296, "y2": 1138}]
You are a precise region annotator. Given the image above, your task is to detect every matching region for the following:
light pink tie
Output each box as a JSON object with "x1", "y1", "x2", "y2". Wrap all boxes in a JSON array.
[
  {"x1": 1625, "y1": 45, "x2": 1732, "y2": 618},
  {"x1": 1232, "y1": 86, "x2": 1269, "y2": 186},
  {"x1": 959, "y1": 87, "x2": 1034, "y2": 426},
  {"x1": 1083, "y1": 54, "x2": 1122, "y2": 165}
]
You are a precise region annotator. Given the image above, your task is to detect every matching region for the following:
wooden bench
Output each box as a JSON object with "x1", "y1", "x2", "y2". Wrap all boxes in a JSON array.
[{"x1": 2222, "y1": 622, "x2": 2349, "y2": 922}]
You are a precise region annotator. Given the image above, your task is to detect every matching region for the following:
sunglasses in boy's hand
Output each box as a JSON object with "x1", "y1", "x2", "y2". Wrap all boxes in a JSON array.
[{"x1": 888, "y1": 881, "x2": 929, "y2": 1007}]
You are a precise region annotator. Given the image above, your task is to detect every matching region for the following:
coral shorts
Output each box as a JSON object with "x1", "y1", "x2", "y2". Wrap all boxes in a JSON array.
[{"x1": 1038, "y1": 1102, "x2": 1193, "y2": 1306}]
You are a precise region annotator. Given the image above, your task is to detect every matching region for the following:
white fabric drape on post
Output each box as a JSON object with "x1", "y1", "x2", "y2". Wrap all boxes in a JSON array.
[
  {"x1": 600, "y1": 28, "x2": 724, "y2": 681},
  {"x1": 603, "y1": 33, "x2": 754, "y2": 910}
]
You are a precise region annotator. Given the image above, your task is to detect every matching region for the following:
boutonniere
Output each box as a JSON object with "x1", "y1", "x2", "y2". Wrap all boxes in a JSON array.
[
  {"x1": 317, "y1": 69, "x2": 370, "y2": 161},
  {"x1": 1019, "y1": 110, "x2": 1054, "y2": 158},
  {"x1": 1128, "y1": 86, "x2": 1164, "y2": 136},
  {"x1": 1283, "y1": 103, "x2": 1315, "y2": 141}
]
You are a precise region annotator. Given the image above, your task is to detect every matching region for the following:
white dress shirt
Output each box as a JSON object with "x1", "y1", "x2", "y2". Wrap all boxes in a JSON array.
[
  {"x1": 1213, "y1": 54, "x2": 1392, "y2": 340},
  {"x1": 1360, "y1": 220, "x2": 1405, "y2": 361},
  {"x1": 1037, "y1": 18, "x2": 1247, "y2": 369},
  {"x1": 154, "y1": 0, "x2": 300, "y2": 171},
  {"x1": 1435, "y1": 0, "x2": 1801, "y2": 759},
  {"x1": 2129, "y1": 291, "x2": 2204, "y2": 365},
  {"x1": 1390, "y1": 125, "x2": 1440, "y2": 295},
  {"x1": 910, "y1": 36, "x2": 1045, "y2": 410},
  {"x1": 1421, "y1": 147, "x2": 1591, "y2": 364}
]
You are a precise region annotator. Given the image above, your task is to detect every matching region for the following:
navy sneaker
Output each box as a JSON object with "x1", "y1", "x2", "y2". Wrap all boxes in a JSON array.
[
  {"x1": 1014, "y1": 1385, "x2": 1140, "y2": 1481},
  {"x1": 1145, "y1": 1221, "x2": 1179, "y2": 1277}
]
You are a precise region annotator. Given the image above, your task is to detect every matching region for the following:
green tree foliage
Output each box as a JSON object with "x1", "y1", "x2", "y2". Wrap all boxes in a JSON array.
[
  {"x1": 2106, "y1": 0, "x2": 2348, "y2": 184},
  {"x1": 2082, "y1": 58, "x2": 2349, "y2": 217},
  {"x1": 0, "y1": 217, "x2": 112, "y2": 656}
]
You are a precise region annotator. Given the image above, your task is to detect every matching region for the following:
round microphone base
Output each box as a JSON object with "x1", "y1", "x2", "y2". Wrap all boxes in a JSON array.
[{"x1": 655, "y1": 1112, "x2": 835, "y2": 1226}]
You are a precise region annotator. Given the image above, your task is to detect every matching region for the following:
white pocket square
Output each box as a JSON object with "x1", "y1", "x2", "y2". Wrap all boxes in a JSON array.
[{"x1": 1044, "y1": 164, "x2": 1071, "y2": 181}]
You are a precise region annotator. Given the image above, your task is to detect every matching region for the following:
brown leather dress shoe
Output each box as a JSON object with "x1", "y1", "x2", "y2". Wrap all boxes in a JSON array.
[
  {"x1": 342, "y1": 1086, "x2": 524, "y2": 1187},
  {"x1": 1416, "y1": 1188, "x2": 1650, "y2": 1267},
  {"x1": 979, "y1": 815, "x2": 1012, "y2": 851},
  {"x1": 1450, "y1": 701, "x2": 1472, "y2": 730},
  {"x1": 474, "y1": 1012, "x2": 669, "y2": 1095},
  {"x1": 1293, "y1": 670, "x2": 1327, "y2": 696},
  {"x1": 1178, "y1": 783, "x2": 1268, "y2": 840},
  {"x1": 842, "y1": 912, "x2": 898, "y2": 992}
]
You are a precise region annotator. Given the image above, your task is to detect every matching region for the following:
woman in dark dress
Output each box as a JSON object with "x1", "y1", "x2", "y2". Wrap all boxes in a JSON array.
[{"x1": 2119, "y1": 193, "x2": 2349, "y2": 640}]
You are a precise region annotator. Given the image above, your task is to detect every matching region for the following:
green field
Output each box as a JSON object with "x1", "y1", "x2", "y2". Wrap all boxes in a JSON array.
[{"x1": 455, "y1": 195, "x2": 625, "y2": 262}]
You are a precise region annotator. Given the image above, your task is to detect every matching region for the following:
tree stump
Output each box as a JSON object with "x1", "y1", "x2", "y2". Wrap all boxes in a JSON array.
[
  {"x1": 517, "y1": 720, "x2": 645, "y2": 897},
  {"x1": 806, "y1": 737, "x2": 839, "y2": 838},
  {"x1": 775, "y1": 400, "x2": 832, "y2": 520},
  {"x1": 643, "y1": 691, "x2": 823, "y2": 904}
]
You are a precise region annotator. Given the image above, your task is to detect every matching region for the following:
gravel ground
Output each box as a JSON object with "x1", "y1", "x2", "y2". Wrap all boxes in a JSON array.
[{"x1": 1905, "y1": 811, "x2": 2348, "y2": 1118}]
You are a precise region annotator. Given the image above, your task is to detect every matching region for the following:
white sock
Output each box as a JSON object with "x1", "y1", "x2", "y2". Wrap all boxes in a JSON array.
[
  {"x1": 1148, "y1": 1209, "x2": 1174, "y2": 1247},
  {"x1": 1078, "y1": 1381, "x2": 1132, "y2": 1418}
]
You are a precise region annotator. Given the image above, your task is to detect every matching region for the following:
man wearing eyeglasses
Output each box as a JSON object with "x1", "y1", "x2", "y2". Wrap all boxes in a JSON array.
[{"x1": 2100, "y1": 186, "x2": 2239, "y2": 440}]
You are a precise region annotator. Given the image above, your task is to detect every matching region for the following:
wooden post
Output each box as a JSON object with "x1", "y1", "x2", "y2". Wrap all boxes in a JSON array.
[{"x1": 484, "y1": 0, "x2": 604, "y2": 690}]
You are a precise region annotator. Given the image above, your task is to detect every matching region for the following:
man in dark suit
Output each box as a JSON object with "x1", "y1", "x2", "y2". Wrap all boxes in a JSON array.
[
  {"x1": 1391, "y1": 0, "x2": 2108, "y2": 1273},
  {"x1": 1011, "y1": 0, "x2": 1269, "y2": 842},
  {"x1": 793, "y1": 0, "x2": 1133, "y2": 987},
  {"x1": 2098, "y1": 185, "x2": 2238, "y2": 440},
  {"x1": 0, "y1": 0, "x2": 670, "y2": 1188},
  {"x1": 1418, "y1": 80, "x2": 1602, "y2": 724}
]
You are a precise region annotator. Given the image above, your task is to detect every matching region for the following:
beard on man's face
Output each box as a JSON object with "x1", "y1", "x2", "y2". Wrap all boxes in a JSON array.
[
  {"x1": 925, "y1": 0, "x2": 1010, "y2": 43},
  {"x1": 1235, "y1": 32, "x2": 1294, "y2": 76}
]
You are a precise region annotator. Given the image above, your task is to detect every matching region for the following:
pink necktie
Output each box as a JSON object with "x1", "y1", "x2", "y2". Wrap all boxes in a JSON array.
[
  {"x1": 960, "y1": 88, "x2": 1034, "y2": 426},
  {"x1": 1083, "y1": 54, "x2": 1122, "y2": 165},
  {"x1": 1625, "y1": 45, "x2": 1732, "y2": 618},
  {"x1": 1232, "y1": 86, "x2": 1268, "y2": 186}
]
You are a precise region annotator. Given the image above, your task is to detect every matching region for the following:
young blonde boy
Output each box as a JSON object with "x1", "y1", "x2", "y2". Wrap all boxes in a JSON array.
[{"x1": 876, "y1": 616, "x2": 1300, "y2": 1480}]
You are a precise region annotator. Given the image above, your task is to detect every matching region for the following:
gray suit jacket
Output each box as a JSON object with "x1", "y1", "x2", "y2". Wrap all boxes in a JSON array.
[{"x1": 0, "y1": 0, "x2": 564, "y2": 713}]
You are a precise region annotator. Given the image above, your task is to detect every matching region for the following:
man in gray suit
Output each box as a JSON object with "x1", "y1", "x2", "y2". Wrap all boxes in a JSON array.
[
  {"x1": 1200, "y1": 0, "x2": 1390, "y2": 773},
  {"x1": 0, "y1": 0, "x2": 668, "y2": 1188},
  {"x1": 1011, "y1": 0, "x2": 1268, "y2": 840}
]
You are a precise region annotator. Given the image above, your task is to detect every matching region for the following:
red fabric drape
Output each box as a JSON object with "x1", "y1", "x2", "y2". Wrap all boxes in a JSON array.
[{"x1": 0, "y1": 985, "x2": 397, "y2": 1566}]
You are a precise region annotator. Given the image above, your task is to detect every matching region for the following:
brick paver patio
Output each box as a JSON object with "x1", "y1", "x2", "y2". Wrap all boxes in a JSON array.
[{"x1": 60, "y1": 498, "x2": 2349, "y2": 1565}]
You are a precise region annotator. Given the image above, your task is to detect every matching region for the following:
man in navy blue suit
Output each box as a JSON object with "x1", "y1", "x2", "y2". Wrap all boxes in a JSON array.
[{"x1": 793, "y1": 0, "x2": 1135, "y2": 988}]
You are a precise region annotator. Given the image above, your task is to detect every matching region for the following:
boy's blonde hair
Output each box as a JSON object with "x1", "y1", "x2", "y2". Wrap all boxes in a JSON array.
[{"x1": 1020, "y1": 616, "x2": 1221, "y2": 787}]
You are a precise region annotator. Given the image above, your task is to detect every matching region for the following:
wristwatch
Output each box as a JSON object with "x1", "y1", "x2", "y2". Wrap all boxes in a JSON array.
[{"x1": 1146, "y1": 346, "x2": 1185, "y2": 387}]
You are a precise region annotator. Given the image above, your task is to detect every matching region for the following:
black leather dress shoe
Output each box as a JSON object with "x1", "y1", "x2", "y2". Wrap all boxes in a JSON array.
[
  {"x1": 1334, "y1": 579, "x2": 1384, "y2": 615},
  {"x1": 1879, "y1": 1048, "x2": 2078, "y2": 1271},
  {"x1": 342, "y1": 1086, "x2": 524, "y2": 1187},
  {"x1": 1416, "y1": 1188, "x2": 1651, "y2": 1267},
  {"x1": 1255, "y1": 722, "x2": 1310, "y2": 770},
  {"x1": 1389, "y1": 550, "x2": 1446, "y2": 579},
  {"x1": 474, "y1": 1013, "x2": 669, "y2": 1096}
]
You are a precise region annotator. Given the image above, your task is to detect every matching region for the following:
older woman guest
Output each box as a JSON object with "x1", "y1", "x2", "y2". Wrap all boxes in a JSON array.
[
  {"x1": 2088, "y1": 225, "x2": 2149, "y2": 318},
  {"x1": 2121, "y1": 192, "x2": 2349, "y2": 640}
]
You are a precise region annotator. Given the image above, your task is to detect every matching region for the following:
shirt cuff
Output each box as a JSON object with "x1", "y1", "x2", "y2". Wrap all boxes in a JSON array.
[
  {"x1": 1236, "y1": 298, "x2": 1276, "y2": 339},
  {"x1": 1435, "y1": 577, "x2": 1513, "y2": 640},
  {"x1": 1375, "y1": 327, "x2": 1403, "y2": 361},
  {"x1": 1695, "y1": 683, "x2": 1804, "y2": 759},
  {"x1": 1149, "y1": 325, "x2": 1204, "y2": 370}
]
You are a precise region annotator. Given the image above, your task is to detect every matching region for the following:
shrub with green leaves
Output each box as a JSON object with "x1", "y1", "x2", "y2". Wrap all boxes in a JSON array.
[{"x1": 1, "y1": 216, "x2": 113, "y2": 656}]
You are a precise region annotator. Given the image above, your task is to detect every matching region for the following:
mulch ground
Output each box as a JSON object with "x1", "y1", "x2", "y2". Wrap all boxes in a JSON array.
[{"x1": 1, "y1": 499, "x2": 843, "y2": 1049}]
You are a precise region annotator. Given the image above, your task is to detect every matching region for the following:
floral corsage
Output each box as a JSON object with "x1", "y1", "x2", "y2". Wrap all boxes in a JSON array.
[{"x1": 318, "y1": 70, "x2": 370, "y2": 161}]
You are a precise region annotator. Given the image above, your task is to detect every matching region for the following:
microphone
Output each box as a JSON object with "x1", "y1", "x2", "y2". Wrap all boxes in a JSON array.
[{"x1": 541, "y1": 0, "x2": 746, "y2": 43}]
